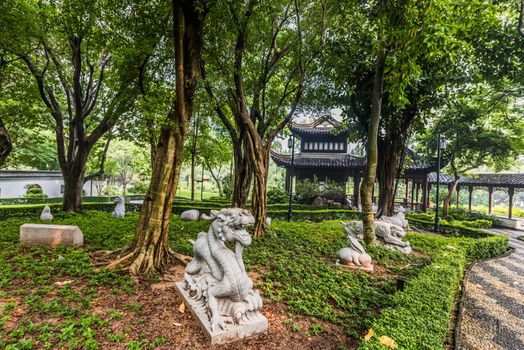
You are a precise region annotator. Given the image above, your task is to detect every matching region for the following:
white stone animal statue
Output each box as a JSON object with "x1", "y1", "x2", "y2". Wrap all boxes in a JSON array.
[
  {"x1": 40, "y1": 205, "x2": 53, "y2": 221},
  {"x1": 345, "y1": 220, "x2": 412, "y2": 254},
  {"x1": 183, "y1": 208, "x2": 265, "y2": 332},
  {"x1": 338, "y1": 222, "x2": 373, "y2": 269},
  {"x1": 112, "y1": 196, "x2": 125, "y2": 219},
  {"x1": 378, "y1": 211, "x2": 410, "y2": 230},
  {"x1": 180, "y1": 209, "x2": 200, "y2": 221}
]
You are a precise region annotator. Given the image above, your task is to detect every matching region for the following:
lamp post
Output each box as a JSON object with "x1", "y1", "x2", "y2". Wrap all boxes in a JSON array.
[
  {"x1": 287, "y1": 134, "x2": 295, "y2": 221},
  {"x1": 434, "y1": 134, "x2": 447, "y2": 231}
]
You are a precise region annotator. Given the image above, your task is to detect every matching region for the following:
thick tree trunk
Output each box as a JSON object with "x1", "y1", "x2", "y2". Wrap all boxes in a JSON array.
[
  {"x1": 110, "y1": 125, "x2": 185, "y2": 275},
  {"x1": 108, "y1": 0, "x2": 206, "y2": 277},
  {"x1": 442, "y1": 171, "x2": 459, "y2": 217},
  {"x1": 360, "y1": 48, "x2": 386, "y2": 245},
  {"x1": 232, "y1": 136, "x2": 252, "y2": 207},
  {"x1": 62, "y1": 150, "x2": 89, "y2": 212},
  {"x1": 0, "y1": 117, "x2": 12, "y2": 168},
  {"x1": 377, "y1": 137, "x2": 403, "y2": 216},
  {"x1": 62, "y1": 173, "x2": 84, "y2": 212},
  {"x1": 251, "y1": 147, "x2": 269, "y2": 237}
]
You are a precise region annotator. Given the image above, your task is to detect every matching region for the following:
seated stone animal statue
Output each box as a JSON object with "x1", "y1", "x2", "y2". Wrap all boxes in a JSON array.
[
  {"x1": 40, "y1": 205, "x2": 53, "y2": 221},
  {"x1": 378, "y1": 211, "x2": 410, "y2": 230},
  {"x1": 338, "y1": 222, "x2": 373, "y2": 270},
  {"x1": 183, "y1": 208, "x2": 265, "y2": 332},
  {"x1": 112, "y1": 196, "x2": 125, "y2": 219},
  {"x1": 180, "y1": 209, "x2": 200, "y2": 221},
  {"x1": 345, "y1": 220, "x2": 412, "y2": 254}
]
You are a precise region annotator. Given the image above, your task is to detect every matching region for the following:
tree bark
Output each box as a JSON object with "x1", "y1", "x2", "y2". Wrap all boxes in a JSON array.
[
  {"x1": 250, "y1": 146, "x2": 269, "y2": 237},
  {"x1": 376, "y1": 137, "x2": 403, "y2": 216},
  {"x1": 442, "y1": 161, "x2": 459, "y2": 217},
  {"x1": 360, "y1": 47, "x2": 386, "y2": 245},
  {"x1": 0, "y1": 117, "x2": 12, "y2": 168},
  {"x1": 232, "y1": 135, "x2": 252, "y2": 207},
  {"x1": 108, "y1": 0, "x2": 206, "y2": 277}
]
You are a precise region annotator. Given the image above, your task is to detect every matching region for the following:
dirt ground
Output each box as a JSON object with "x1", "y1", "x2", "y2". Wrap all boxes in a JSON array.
[{"x1": 91, "y1": 264, "x2": 356, "y2": 349}]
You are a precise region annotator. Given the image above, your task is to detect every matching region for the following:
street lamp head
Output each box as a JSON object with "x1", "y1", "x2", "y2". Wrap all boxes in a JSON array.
[
  {"x1": 288, "y1": 136, "x2": 293, "y2": 149},
  {"x1": 439, "y1": 137, "x2": 447, "y2": 150}
]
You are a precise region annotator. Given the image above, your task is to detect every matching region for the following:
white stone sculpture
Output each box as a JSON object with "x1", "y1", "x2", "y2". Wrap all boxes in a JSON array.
[
  {"x1": 345, "y1": 220, "x2": 412, "y2": 254},
  {"x1": 176, "y1": 208, "x2": 267, "y2": 343},
  {"x1": 181, "y1": 209, "x2": 200, "y2": 221},
  {"x1": 40, "y1": 205, "x2": 53, "y2": 221},
  {"x1": 337, "y1": 221, "x2": 373, "y2": 272},
  {"x1": 378, "y1": 211, "x2": 410, "y2": 230},
  {"x1": 112, "y1": 196, "x2": 125, "y2": 219}
]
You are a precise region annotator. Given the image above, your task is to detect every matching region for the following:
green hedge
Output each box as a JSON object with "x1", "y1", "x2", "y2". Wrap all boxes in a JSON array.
[
  {"x1": 0, "y1": 202, "x2": 361, "y2": 222},
  {"x1": 358, "y1": 224, "x2": 508, "y2": 350}
]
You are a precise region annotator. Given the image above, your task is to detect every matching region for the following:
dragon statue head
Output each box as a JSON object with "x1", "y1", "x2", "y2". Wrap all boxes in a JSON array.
[{"x1": 202, "y1": 208, "x2": 255, "y2": 246}]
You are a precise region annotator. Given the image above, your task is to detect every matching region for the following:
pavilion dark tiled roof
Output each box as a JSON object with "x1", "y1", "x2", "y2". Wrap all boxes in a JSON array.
[
  {"x1": 270, "y1": 151, "x2": 364, "y2": 169},
  {"x1": 290, "y1": 116, "x2": 349, "y2": 135},
  {"x1": 428, "y1": 173, "x2": 524, "y2": 188},
  {"x1": 271, "y1": 151, "x2": 440, "y2": 172}
]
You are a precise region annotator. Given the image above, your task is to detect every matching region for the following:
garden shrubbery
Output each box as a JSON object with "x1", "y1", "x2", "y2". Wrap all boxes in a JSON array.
[{"x1": 359, "y1": 224, "x2": 507, "y2": 350}]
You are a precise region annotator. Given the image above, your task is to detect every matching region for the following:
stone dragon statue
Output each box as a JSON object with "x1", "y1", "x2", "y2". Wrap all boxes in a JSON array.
[{"x1": 183, "y1": 208, "x2": 264, "y2": 332}]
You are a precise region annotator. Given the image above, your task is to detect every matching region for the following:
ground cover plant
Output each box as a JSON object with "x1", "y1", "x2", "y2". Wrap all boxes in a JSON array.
[{"x1": 0, "y1": 210, "x2": 507, "y2": 349}]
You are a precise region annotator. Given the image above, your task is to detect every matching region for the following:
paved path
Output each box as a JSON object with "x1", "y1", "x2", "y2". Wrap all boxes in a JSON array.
[{"x1": 458, "y1": 228, "x2": 524, "y2": 350}]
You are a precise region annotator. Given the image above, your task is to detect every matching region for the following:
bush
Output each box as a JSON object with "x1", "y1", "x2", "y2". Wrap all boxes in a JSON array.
[
  {"x1": 358, "y1": 229, "x2": 508, "y2": 350},
  {"x1": 23, "y1": 184, "x2": 48, "y2": 199},
  {"x1": 295, "y1": 177, "x2": 321, "y2": 204},
  {"x1": 267, "y1": 187, "x2": 288, "y2": 204}
]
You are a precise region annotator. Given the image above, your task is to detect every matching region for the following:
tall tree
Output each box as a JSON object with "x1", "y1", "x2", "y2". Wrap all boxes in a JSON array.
[
  {"x1": 0, "y1": 0, "x2": 160, "y2": 211},
  {"x1": 419, "y1": 88, "x2": 524, "y2": 216},
  {"x1": 203, "y1": 0, "x2": 324, "y2": 235},
  {"x1": 108, "y1": 0, "x2": 207, "y2": 276}
]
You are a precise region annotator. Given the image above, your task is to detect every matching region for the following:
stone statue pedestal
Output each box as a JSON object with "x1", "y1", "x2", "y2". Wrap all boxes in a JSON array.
[
  {"x1": 336, "y1": 260, "x2": 374, "y2": 273},
  {"x1": 175, "y1": 282, "x2": 268, "y2": 344}
]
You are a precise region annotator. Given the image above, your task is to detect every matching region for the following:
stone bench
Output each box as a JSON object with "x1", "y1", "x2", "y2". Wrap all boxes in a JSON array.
[{"x1": 20, "y1": 224, "x2": 84, "y2": 247}]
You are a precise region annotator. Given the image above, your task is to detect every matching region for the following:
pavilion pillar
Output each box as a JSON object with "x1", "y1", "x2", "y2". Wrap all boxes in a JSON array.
[
  {"x1": 416, "y1": 182, "x2": 420, "y2": 211},
  {"x1": 404, "y1": 178, "x2": 409, "y2": 206},
  {"x1": 421, "y1": 175, "x2": 428, "y2": 213},
  {"x1": 508, "y1": 187, "x2": 514, "y2": 219},
  {"x1": 468, "y1": 186, "x2": 473, "y2": 211},
  {"x1": 456, "y1": 185, "x2": 460, "y2": 207},
  {"x1": 411, "y1": 179, "x2": 415, "y2": 210},
  {"x1": 488, "y1": 186, "x2": 493, "y2": 215},
  {"x1": 353, "y1": 175, "x2": 360, "y2": 209}
]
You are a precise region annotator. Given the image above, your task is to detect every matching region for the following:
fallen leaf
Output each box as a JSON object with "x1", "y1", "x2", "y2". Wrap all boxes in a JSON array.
[
  {"x1": 174, "y1": 322, "x2": 183, "y2": 327},
  {"x1": 364, "y1": 328, "x2": 374, "y2": 341},
  {"x1": 379, "y1": 335, "x2": 398, "y2": 349},
  {"x1": 54, "y1": 280, "x2": 74, "y2": 287},
  {"x1": 178, "y1": 302, "x2": 186, "y2": 313}
]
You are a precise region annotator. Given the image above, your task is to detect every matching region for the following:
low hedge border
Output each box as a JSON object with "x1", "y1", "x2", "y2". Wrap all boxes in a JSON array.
[
  {"x1": 0, "y1": 203, "x2": 362, "y2": 222},
  {"x1": 358, "y1": 225, "x2": 508, "y2": 350}
]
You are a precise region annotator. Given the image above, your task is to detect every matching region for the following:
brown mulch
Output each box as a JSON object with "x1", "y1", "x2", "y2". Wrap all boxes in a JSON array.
[{"x1": 92, "y1": 264, "x2": 355, "y2": 350}]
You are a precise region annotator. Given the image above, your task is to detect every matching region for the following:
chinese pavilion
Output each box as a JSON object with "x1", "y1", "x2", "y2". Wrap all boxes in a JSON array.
[{"x1": 270, "y1": 116, "x2": 442, "y2": 211}]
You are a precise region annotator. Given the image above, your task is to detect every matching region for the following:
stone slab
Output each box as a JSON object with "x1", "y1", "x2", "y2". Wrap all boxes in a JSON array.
[
  {"x1": 497, "y1": 217, "x2": 524, "y2": 231},
  {"x1": 20, "y1": 224, "x2": 84, "y2": 247},
  {"x1": 175, "y1": 281, "x2": 268, "y2": 344}
]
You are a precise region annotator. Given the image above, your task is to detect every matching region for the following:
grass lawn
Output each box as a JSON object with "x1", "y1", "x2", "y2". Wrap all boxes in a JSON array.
[{"x1": 0, "y1": 210, "x2": 504, "y2": 349}]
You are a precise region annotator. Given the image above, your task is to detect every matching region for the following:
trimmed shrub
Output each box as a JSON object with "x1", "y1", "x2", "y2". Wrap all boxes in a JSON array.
[{"x1": 358, "y1": 228, "x2": 508, "y2": 350}]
